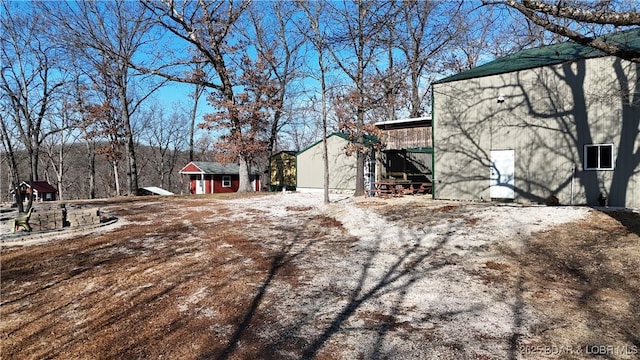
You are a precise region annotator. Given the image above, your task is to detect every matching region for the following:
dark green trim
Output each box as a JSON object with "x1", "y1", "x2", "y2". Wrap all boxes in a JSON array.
[
  {"x1": 331, "y1": 132, "x2": 380, "y2": 147},
  {"x1": 405, "y1": 147, "x2": 434, "y2": 154}
]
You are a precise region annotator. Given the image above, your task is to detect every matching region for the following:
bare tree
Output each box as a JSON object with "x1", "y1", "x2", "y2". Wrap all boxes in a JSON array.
[
  {"x1": 489, "y1": 0, "x2": 640, "y2": 62},
  {"x1": 81, "y1": 89, "x2": 125, "y2": 197},
  {"x1": 395, "y1": 1, "x2": 463, "y2": 117},
  {"x1": 41, "y1": 99, "x2": 76, "y2": 200},
  {"x1": 323, "y1": 0, "x2": 393, "y2": 196},
  {"x1": 242, "y1": 2, "x2": 305, "y2": 164},
  {"x1": 140, "y1": 104, "x2": 188, "y2": 190},
  {"x1": 371, "y1": 5, "x2": 406, "y2": 121},
  {"x1": 296, "y1": 0, "x2": 333, "y2": 204},
  {"x1": 66, "y1": 53, "x2": 130, "y2": 197},
  {"x1": 444, "y1": 2, "x2": 509, "y2": 73},
  {"x1": 41, "y1": 0, "x2": 164, "y2": 196},
  {"x1": 0, "y1": 113, "x2": 24, "y2": 211},
  {"x1": 68, "y1": 76, "x2": 99, "y2": 199},
  {"x1": 188, "y1": 64, "x2": 206, "y2": 163},
  {"x1": 1, "y1": 1, "x2": 67, "y2": 209}
]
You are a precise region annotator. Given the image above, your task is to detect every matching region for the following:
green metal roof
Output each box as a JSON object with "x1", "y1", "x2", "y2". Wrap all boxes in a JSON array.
[{"x1": 434, "y1": 28, "x2": 640, "y2": 84}]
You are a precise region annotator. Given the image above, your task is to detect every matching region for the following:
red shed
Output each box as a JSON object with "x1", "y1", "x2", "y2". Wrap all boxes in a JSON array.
[
  {"x1": 17, "y1": 181, "x2": 58, "y2": 202},
  {"x1": 179, "y1": 161, "x2": 261, "y2": 194}
]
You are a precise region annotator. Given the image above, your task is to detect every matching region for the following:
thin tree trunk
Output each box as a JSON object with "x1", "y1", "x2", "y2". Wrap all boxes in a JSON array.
[
  {"x1": 1, "y1": 120, "x2": 24, "y2": 212},
  {"x1": 386, "y1": 42, "x2": 395, "y2": 121},
  {"x1": 266, "y1": 111, "x2": 281, "y2": 192},
  {"x1": 29, "y1": 133, "x2": 39, "y2": 181},
  {"x1": 27, "y1": 175, "x2": 34, "y2": 209},
  {"x1": 160, "y1": 158, "x2": 165, "y2": 188},
  {"x1": 50, "y1": 144, "x2": 64, "y2": 201},
  {"x1": 189, "y1": 83, "x2": 203, "y2": 162},
  {"x1": 123, "y1": 123, "x2": 138, "y2": 195},
  {"x1": 87, "y1": 142, "x2": 96, "y2": 199},
  {"x1": 321, "y1": 62, "x2": 330, "y2": 204},
  {"x1": 113, "y1": 160, "x2": 120, "y2": 196}
]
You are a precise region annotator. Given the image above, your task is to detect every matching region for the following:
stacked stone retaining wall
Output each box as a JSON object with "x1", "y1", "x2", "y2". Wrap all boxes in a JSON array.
[
  {"x1": 30, "y1": 210, "x2": 66, "y2": 232},
  {"x1": 67, "y1": 209, "x2": 101, "y2": 227},
  {"x1": 27, "y1": 206, "x2": 101, "y2": 231}
]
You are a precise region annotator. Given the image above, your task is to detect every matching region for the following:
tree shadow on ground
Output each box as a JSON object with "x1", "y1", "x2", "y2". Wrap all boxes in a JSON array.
[
  {"x1": 206, "y1": 204, "x2": 483, "y2": 359},
  {"x1": 299, "y1": 231, "x2": 451, "y2": 359},
  {"x1": 506, "y1": 211, "x2": 640, "y2": 360},
  {"x1": 213, "y1": 235, "x2": 318, "y2": 360},
  {"x1": 2, "y1": 198, "x2": 555, "y2": 359},
  {"x1": 604, "y1": 209, "x2": 640, "y2": 237}
]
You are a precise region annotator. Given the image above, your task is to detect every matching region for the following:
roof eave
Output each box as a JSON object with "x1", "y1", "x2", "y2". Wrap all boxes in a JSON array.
[{"x1": 433, "y1": 28, "x2": 639, "y2": 85}]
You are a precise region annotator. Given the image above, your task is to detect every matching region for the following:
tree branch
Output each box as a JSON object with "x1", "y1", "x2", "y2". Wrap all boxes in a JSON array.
[
  {"x1": 505, "y1": 0, "x2": 640, "y2": 62},
  {"x1": 521, "y1": 0, "x2": 640, "y2": 26}
]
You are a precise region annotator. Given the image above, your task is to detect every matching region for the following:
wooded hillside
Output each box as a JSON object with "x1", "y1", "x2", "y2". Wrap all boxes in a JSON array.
[{"x1": 1, "y1": 143, "x2": 192, "y2": 202}]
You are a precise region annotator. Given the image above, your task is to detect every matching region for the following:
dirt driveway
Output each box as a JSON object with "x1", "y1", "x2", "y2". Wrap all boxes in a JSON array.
[{"x1": 1, "y1": 193, "x2": 639, "y2": 359}]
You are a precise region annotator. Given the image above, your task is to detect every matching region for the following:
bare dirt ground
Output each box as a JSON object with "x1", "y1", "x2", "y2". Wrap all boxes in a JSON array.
[{"x1": 1, "y1": 193, "x2": 639, "y2": 359}]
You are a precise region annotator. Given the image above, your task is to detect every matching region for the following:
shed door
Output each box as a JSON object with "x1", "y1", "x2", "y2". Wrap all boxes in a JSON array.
[
  {"x1": 490, "y1": 150, "x2": 515, "y2": 199},
  {"x1": 196, "y1": 175, "x2": 205, "y2": 194}
]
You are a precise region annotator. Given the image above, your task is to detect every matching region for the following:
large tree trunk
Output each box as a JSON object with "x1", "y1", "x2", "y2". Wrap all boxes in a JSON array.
[
  {"x1": 29, "y1": 131, "x2": 40, "y2": 183},
  {"x1": 27, "y1": 175, "x2": 34, "y2": 210},
  {"x1": 266, "y1": 109, "x2": 282, "y2": 192},
  {"x1": 237, "y1": 154, "x2": 253, "y2": 192},
  {"x1": 124, "y1": 136, "x2": 138, "y2": 195},
  {"x1": 355, "y1": 152, "x2": 365, "y2": 197}
]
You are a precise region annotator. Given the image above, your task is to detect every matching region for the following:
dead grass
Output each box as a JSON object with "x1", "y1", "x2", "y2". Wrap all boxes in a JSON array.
[
  {"x1": 1, "y1": 195, "x2": 639, "y2": 359},
  {"x1": 512, "y1": 210, "x2": 640, "y2": 359}
]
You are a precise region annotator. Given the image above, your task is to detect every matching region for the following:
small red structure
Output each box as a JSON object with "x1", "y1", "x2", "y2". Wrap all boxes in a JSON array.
[
  {"x1": 179, "y1": 161, "x2": 261, "y2": 194},
  {"x1": 18, "y1": 181, "x2": 58, "y2": 202}
]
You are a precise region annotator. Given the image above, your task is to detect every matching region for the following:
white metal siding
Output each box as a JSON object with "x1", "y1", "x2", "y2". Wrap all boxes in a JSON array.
[
  {"x1": 434, "y1": 56, "x2": 639, "y2": 208},
  {"x1": 296, "y1": 135, "x2": 358, "y2": 191}
]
